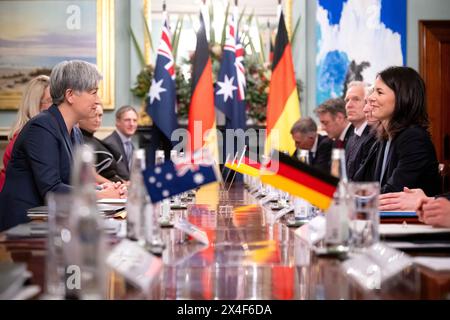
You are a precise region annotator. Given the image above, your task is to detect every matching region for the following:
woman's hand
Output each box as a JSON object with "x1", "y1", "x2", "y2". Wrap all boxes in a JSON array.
[
  {"x1": 418, "y1": 197, "x2": 450, "y2": 228},
  {"x1": 379, "y1": 187, "x2": 428, "y2": 211}
]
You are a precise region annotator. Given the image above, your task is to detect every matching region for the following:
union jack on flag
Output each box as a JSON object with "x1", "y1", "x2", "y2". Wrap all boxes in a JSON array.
[
  {"x1": 142, "y1": 148, "x2": 219, "y2": 203},
  {"x1": 146, "y1": 10, "x2": 178, "y2": 144},
  {"x1": 214, "y1": 5, "x2": 246, "y2": 130}
]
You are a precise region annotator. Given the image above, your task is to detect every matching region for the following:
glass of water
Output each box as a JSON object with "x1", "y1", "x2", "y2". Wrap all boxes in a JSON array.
[{"x1": 347, "y1": 182, "x2": 380, "y2": 252}]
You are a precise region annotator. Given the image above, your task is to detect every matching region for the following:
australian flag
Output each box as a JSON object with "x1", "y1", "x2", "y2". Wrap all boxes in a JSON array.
[
  {"x1": 146, "y1": 11, "x2": 178, "y2": 145},
  {"x1": 142, "y1": 149, "x2": 219, "y2": 203},
  {"x1": 214, "y1": 6, "x2": 246, "y2": 131}
]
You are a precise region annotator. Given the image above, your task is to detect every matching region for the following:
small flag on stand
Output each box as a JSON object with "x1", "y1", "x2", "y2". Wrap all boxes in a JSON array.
[
  {"x1": 260, "y1": 151, "x2": 339, "y2": 211},
  {"x1": 225, "y1": 156, "x2": 261, "y2": 177},
  {"x1": 142, "y1": 151, "x2": 219, "y2": 203}
]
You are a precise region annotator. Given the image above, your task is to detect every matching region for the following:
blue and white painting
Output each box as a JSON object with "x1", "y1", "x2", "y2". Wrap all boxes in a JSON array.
[{"x1": 316, "y1": 0, "x2": 406, "y2": 105}]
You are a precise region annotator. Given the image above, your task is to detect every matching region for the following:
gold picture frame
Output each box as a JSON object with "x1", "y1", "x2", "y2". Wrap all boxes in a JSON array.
[{"x1": 0, "y1": 0, "x2": 115, "y2": 110}]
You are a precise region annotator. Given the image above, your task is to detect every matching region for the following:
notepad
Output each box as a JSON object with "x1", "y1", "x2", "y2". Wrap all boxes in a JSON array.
[
  {"x1": 97, "y1": 198, "x2": 127, "y2": 204},
  {"x1": 379, "y1": 211, "x2": 417, "y2": 218}
]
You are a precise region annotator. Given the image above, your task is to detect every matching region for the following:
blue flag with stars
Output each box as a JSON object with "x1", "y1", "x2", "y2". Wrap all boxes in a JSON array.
[
  {"x1": 142, "y1": 155, "x2": 219, "y2": 203},
  {"x1": 214, "y1": 7, "x2": 246, "y2": 130},
  {"x1": 146, "y1": 12, "x2": 178, "y2": 145}
]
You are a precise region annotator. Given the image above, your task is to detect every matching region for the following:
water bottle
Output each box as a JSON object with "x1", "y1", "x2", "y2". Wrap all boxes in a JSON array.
[
  {"x1": 324, "y1": 148, "x2": 350, "y2": 253},
  {"x1": 67, "y1": 144, "x2": 106, "y2": 299}
]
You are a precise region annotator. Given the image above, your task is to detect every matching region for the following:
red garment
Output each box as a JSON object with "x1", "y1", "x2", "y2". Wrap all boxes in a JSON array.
[{"x1": 0, "y1": 133, "x2": 18, "y2": 192}]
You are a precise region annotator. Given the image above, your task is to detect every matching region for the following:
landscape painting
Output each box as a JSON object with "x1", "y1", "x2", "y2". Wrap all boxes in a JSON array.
[{"x1": 0, "y1": 0, "x2": 97, "y2": 109}]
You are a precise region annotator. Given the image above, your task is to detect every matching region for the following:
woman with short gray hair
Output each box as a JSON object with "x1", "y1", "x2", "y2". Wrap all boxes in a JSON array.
[{"x1": 0, "y1": 60, "x2": 122, "y2": 231}]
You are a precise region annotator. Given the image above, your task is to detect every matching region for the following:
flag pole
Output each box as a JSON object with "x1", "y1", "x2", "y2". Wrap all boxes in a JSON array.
[{"x1": 227, "y1": 145, "x2": 247, "y2": 191}]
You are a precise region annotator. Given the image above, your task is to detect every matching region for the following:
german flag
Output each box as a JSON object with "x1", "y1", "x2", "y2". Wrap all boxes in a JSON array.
[
  {"x1": 188, "y1": 8, "x2": 219, "y2": 162},
  {"x1": 261, "y1": 151, "x2": 339, "y2": 211},
  {"x1": 265, "y1": 10, "x2": 301, "y2": 156},
  {"x1": 225, "y1": 156, "x2": 261, "y2": 177}
]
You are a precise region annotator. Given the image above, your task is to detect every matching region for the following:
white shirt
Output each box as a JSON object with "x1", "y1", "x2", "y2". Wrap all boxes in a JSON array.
[
  {"x1": 116, "y1": 130, "x2": 133, "y2": 148},
  {"x1": 338, "y1": 123, "x2": 352, "y2": 141},
  {"x1": 310, "y1": 135, "x2": 319, "y2": 154},
  {"x1": 353, "y1": 121, "x2": 368, "y2": 137}
]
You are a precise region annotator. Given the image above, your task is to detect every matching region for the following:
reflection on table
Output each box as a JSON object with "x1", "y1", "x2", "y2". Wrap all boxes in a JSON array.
[{"x1": 1, "y1": 183, "x2": 450, "y2": 300}]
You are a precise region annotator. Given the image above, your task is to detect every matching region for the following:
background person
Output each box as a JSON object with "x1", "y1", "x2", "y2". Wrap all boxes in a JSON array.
[
  {"x1": 356, "y1": 66, "x2": 440, "y2": 195},
  {"x1": 0, "y1": 60, "x2": 122, "y2": 232},
  {"x1": 0, "y1": 75, "x2": 52, "y2": 192},
  {"x1": 103, "y1": 105, "x2": 138, "y2": 180},
  {"x1": 290, "y1": 117, "x2": 332, "y2": 173},
  {"x1": 79, "y1": 103, "x2": 127, "y2": 183},
  {"x1": 314, "y1": 98, "x2": 353, "y2": 149}
]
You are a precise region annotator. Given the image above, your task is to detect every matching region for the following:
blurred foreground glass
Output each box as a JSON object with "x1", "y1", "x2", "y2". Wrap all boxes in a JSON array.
[
  {"x1": 348, "y1": 182, "x2": 380, "y2": 251},
  {"x1": 45, "y1": 192, "x2": 73, "y2": 299}
]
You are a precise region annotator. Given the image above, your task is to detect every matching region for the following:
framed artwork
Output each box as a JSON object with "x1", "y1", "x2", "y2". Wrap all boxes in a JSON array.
[
  {"x1": 316, "y1": 0, "x2": 406, "y2": 105},
  {"x1": 0, "y1": 0, "x2": 114, "y2": 110}
]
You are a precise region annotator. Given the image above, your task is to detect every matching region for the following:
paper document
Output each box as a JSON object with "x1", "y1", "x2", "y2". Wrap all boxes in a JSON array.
[
  {"x1": 97, "y1": 198, "x2": 127, "y2": 204},
  {"x1": 379, "y1": 224, "x2": 450, "y2": 236},
  {"x1": 413, "y1": 257, "x2": 450, "y2": 271}
]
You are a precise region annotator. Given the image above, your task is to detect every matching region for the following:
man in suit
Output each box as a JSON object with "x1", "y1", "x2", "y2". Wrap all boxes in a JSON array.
[
  {"x1": 103, "y1": 105, "x2": 138, "y2": 180},
  {"x1": 344, "y1": 81, "x2": 377, "y2": 180},
  {"x1": 290, "y1": 117, "x2": 333, "y2": 173},
  {"x1": 314, "y1": 98, "x2": 353, "y2": 149},
  {"x1": 0, "y1": 60, "x2": 121, "y2": 231}
]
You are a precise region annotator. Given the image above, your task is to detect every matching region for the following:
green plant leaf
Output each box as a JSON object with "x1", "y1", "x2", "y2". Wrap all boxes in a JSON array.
[
  {"x1": 142, "y1": 11, "x2": 154, "y2": 54},
  {"x1": 255, "y1": 17, "x2": 266, "y2": 63},
  {"x1": 129, "y1": 26, "x2": 146, "y2": 68},
  {"x1": 237, "y1": 5, "x2": 246, "y2": 32},
  {"x1": 291, "y1": 15, "x2": 301, "y2": 48},
  {"x1": 172, "y1": 15, "x2": 184, "y2": 60},
  {"x1": 208, "y1": 0, "x2": 215, "y2": 44},
  {"x1": 220, "y1": 1, "x2": 231, "y2": 48}
]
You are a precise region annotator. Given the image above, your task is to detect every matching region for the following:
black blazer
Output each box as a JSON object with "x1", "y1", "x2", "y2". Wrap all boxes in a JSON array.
[
  {"x1": 292, "y1": 135, "x2": 333, "y2": 174},
  {"x1": 345, "y1": 125, "x2": 377, "y2": 181},
  {"x1": 333, "y1": 124, "x2": 354, "y2": 148},
  {"x1": 0, "y1": 105, "x2": 82, "y2": 231},
  {"x1": 102, "y1": 131, "x2": 131, "y2": 180},
  {"x1": 354, "y1": 126, "x2": 441, "y2": 196},
  {"x1": 80, "y1": 129, "x2": 126, "y2": 182},
  {"x1": 311, "y1": 134, "x2": 333, "y2": 173}
]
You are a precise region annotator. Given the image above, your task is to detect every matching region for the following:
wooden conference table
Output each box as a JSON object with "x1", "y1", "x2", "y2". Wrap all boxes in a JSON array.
[{"x1": 1, "y1": 183, "x2": 449, "y2": 300}]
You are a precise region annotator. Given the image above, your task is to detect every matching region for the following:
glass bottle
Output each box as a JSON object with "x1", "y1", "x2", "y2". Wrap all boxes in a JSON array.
[
  {"x1": 67, "y1": 144, "x2": 106, "y2": 299},
  {"x1": 293, "y1": 150, "x2": 312, "y2": 221},
  {"x1": 324, "y1": 148, "x2": 350, "y2": 253},
  {"x1": 126, "y1": 149, "x2": 147, "y2": 244}
]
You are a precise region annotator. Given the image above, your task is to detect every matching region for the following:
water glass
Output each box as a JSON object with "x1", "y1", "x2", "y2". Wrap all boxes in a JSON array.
[
  {"x1": 45, "y1": 192, "x2": 73, "y2": 298},
  {"x1": 347, "y1": 182, "x2": 380, "y2": 251}
]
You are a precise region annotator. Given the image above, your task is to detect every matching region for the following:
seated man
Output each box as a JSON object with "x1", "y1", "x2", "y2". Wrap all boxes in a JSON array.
[
  {"x1": 103, "y1": 105, "x2": 138, "y2": 180},
  {"x1": 314, "y1": 98, "x2": 353, "y2": 149},
  {"x1": 344, "y1": 81, "x2": 377, "y2": 180},
  {"x1": 290, "y1": 117, "x2": 333, "y2": 173},
  {"x1": 79, "y1": 102, "x2": 126, "y2": 183},
  {"x1": 0, "y1": 60, "x2": 122, "y2": 232}
]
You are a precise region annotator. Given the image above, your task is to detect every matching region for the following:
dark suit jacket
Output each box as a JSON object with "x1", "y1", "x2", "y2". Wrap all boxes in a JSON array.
[
  {"x1": 354, "y1": 126, "x2": 441, "y2": 196},
  {"x1": 102, "y1": 131, "x2": 131, "y2": 180},
  {"x1": 80, "y1": 129, "x2": 126, "y2": 182},
  {"x1": 333, "y1": 124, "x2": 354, "y2": 148},
  {"x1": 293, "y1": 135, "x2": 333, "y2": 174},
  {"x1": 345, "y1": 125, "x2": 377, "y2": 181},
  {"x1": 0, "y1": 105, "x2": 82, "y2": 231}
]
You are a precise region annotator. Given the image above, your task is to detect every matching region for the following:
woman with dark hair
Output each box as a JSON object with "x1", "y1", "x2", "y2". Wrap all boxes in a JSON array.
[
  {"x1": 79, "y1": 102, "x2": 126, "y2": 183},
  {"x1": 355, "y1": 66, "x2": 440, "y2": 196}
]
